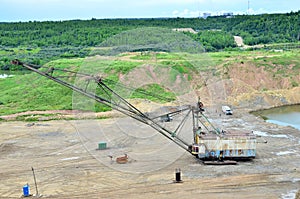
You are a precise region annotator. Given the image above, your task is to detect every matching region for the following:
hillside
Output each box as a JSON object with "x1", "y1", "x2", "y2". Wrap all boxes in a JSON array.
[
  {"x1": 0, "y1": 49, "x2": 299, "y2": 120},
  {"x1": 208, "y1": 50, "x2": 300, "y2": 109},
  {"x1": 0, "y1": 11, "x2": 299, "y2": 70},
  {"x1": 1, "y1": 11, "x2": 299, "y2": 48},
  {"x1": 0, "y1": 12, "x2": 300, "y2": 119}
]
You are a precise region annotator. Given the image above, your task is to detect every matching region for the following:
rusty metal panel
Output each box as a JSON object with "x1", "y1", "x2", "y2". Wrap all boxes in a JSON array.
[{"x1": 197, "y1": 130, "x2": 256, "y2": 159}]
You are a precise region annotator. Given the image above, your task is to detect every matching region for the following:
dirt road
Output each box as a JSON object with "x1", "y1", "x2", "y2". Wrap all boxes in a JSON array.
[{"x1": 0, "y1": 109, "x2": 299, "y2": 198}]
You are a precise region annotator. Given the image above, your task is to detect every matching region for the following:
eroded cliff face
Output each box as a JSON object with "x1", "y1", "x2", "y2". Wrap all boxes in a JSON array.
[
  {"x1": 198, "y1": 60, "x2": 300, "y2": 110},
  {"x1": 227, "y1": 63, "x2": 299, "y2": 109},
  {"x1": 228, "y1": 87, "x2": 300, "y2": 109},
  {"x1": 228, "y1": 62, "x2": 300, "y2": 90}
]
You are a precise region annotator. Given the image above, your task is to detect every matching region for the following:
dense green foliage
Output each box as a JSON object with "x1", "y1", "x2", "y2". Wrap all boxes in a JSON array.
[
  {"x1": 0, "y1": 46, "x2": 90, "y2": 70},
  {"x1": 0, "y1": 11, "x2": 299, "y2": 48},
  {"x1": 185, "y1": 30, "x2": 236, "y2": 51},
  {"x1": 0, "y1": 11, "x2": 299, "y2": 70},
  {"x1": 230, "y1": 13, "x2": 300, "y2": 45}
]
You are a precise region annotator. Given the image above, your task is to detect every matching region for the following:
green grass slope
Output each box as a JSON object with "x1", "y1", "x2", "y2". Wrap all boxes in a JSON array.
[{"x1": 1, "y1": 49, "x2": 299, "y2": 118}]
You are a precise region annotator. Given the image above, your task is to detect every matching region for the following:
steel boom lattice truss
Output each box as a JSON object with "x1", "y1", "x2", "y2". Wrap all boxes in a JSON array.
[{"x1": 11, "y1": 60, "x2": 193, "y2": 153}]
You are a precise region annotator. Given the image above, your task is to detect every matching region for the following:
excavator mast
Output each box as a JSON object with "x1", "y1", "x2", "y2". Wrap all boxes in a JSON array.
[
  {"x1": 11, "y1": 60, "x2": 256, "y2": 163},
  {"x1": 11, "y1": 60, "x2": 193, "y2": 153}
]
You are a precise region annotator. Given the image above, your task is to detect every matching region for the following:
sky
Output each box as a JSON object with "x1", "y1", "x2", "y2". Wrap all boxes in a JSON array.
[{"x1": 0, "y1": 0, "x2": 299, "y2": 22}]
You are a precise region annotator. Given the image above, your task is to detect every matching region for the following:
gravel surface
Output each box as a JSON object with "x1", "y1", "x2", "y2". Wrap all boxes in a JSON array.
[{"x1": 0, "y1": 109, "x2": 299, "y2": 198}]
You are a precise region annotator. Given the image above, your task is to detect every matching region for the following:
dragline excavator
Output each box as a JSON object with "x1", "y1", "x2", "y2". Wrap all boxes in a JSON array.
[{"x1": 11, "y1": 60, "x2": 256, "y2": 164}]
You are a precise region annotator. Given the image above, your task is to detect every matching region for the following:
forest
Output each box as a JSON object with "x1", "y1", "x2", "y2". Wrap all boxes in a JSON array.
[{"x1": 0, "y1": 11, "x2": 299, "y2": 70}]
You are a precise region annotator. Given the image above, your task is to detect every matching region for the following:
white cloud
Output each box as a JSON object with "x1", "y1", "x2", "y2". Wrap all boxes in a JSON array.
[
  {"x1": 172, "y1": 9, "x2": 200, "y2": 17},
  {"x1": 172, "y1": 10, "x2": 180, "y2": 16}
]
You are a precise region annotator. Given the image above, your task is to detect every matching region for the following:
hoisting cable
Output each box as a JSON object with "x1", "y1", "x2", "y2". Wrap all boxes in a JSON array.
[
  {"x1": 173, "y1": 108, "x2": 192, "y2": 137},
  {"x1": 200, "y1": 112, "x2": 220, "y2": 135},
  {"x1": 103, "y1": 79, "x2": 175, "y2": 102}
]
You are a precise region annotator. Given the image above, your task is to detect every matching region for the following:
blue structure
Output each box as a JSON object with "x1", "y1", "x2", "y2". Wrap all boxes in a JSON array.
[{"x1": 23, "y1": 184, "x2": 30, "y2": 197}]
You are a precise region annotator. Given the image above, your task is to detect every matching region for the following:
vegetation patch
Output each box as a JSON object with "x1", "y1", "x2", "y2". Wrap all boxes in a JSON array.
[
  {"x1": 260, "y1": 115, "x2": 269, "y2": 120},
  {"x1": 104, "y1": 60, "x2": 141, "y2": 74},
  {"x1": 15, "y1": 113, "x2": 61, "y2": 121},
  {"x1": 131, "y1": 84, "x2": 176, "y2": 103}
]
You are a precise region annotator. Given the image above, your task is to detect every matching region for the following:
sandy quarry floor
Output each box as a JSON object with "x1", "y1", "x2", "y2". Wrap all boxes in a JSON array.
[{"x1": 0, "y1": 108, "x2": 300, "y2": 199}]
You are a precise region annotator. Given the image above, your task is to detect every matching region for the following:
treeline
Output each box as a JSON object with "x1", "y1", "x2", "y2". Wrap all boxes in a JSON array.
[
  {"x1": 1, "y1": 11, "x2": 299, "y2": 48},
  {"x1": 2, "y1": 11, "x2": 300, "y2": 46},
  {"x1": 0, "y1": 46, "x2": 90, "y2": 70}
]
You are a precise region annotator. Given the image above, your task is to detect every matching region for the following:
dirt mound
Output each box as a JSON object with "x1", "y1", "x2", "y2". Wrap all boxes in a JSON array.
[
  {"x1": 234, "y1": 36, "x2": 244, "y2": 47},
  {"x1": 173, "y1": 28, "x2": 197, "y2": 34}
]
